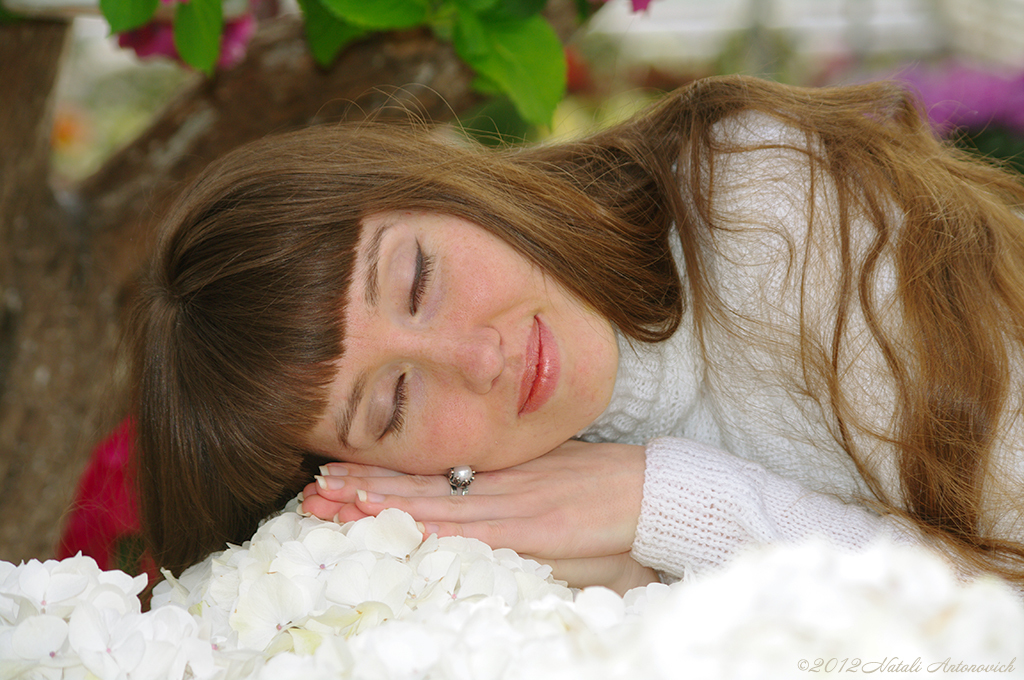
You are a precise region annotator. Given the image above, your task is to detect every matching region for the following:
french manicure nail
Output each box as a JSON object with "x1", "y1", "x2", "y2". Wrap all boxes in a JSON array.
[
  {"x1": 415, "y1": 521, "x2": 426, "y2": 533},
  {"x1": 315, "y1": 475, "x2": 345, "y2": 491},
  {"x1": 320, "y1": 464, "x2": 348, "y2": 476},
  {"x1": 332, "y1": 513, "x2": 342, "y2": 524},
  {"x1": 356, "y1": 489, "x2": 367, "y2": 502}
]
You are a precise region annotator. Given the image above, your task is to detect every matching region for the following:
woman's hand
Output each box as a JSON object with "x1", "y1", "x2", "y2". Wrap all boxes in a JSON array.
[
  {"x1": 527, "y1": 553, "x2": 660, "y2": 594},
  {"x1": 300, "y1": 440, "x2": 649, "y2": 589}
]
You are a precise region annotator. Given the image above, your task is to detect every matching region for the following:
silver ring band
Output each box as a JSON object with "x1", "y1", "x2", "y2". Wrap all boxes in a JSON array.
[{"x1": 448, "y1": 465, "x2": 474, "y2": 496}]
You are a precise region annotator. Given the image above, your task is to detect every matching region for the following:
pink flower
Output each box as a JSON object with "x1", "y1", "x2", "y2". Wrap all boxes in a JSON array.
[
  {"x1": 898, "y1": 62, "x2": 1024, "y2": 137},
  {"x1": 118, "y1": 22, "x2": 178, "y2": 62},
  {"x1": 218, "y1": 13, "x2": 256, "y2": 69},
  {"x1": 116, "y1": 13, "x2": 256, "y2": 70},
  {"x1": 594, "y1": 0, "x2": 653, "y2": 12}
]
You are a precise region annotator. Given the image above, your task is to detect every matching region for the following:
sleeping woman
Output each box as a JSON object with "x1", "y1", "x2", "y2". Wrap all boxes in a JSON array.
[{"x1": 132, "y1": 75, "x2": 1024, "y2": 595}]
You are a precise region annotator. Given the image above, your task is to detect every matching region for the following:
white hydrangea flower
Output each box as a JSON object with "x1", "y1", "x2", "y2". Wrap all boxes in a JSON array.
[
  {"x1": 133, "y1": 604, "x2": 217, "y2": 680},
  {"x1": 230, "y1": 571, "x2": 316, "y2": 651},
  {"x1": 3, "y1": 557, "x2": 93, "y2": 621},
  {"x1": 270, "y1": 526, "x2": 358, "y2": 583},
  {"x1": 325, "y1": 555, "x2": 414, "y2": 617},
  {"x1": 67, "y1": 600, "x2": 147, "y2": 678},
  {"x1": 620, "y1": 581, "x2": 671, "y2": 617},
  {"x1": 254, "y1": 634, "x2": 353, "y2": 680},
  {"x1": 8, "y1": 614, "x2": 70, "y2": 670},
  {"x1": 621, "y1": 540, "x2": 1024, "y2": 679},
  {"x1": 345, "y1": 509, "x2": 422, "y2": 559},
  {"x1": 9, "y1": 507, "x2": 1024, "y2": 680}
]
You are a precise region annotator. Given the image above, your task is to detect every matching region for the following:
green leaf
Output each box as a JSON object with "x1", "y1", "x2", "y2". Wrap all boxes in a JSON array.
[
  {"x1": 100, "y1": 0, "x2": 159, "y2": 33},
  {"x1": 318, "y1": 0, "x2": 427, "y2": 29},
  {"x1": 485, "y1": 0, "x2": 547, "y2": 21},
  {"x1": 453, "y1": 10, "x2": 489, "y2": 57},
  {"x1": 470, "y1": 72, "x2": 505, "y2": 96},
  {"x1": 454, "y1": 14, "x2": 566, "y2": 126},
  {"x1": 451, "y1": 0, "x2": 499, "y2": 13},
  {"x1": 174, "y1": 0, "x2": 223, "y2": 75},
  {"x1": 298, "y1": 0, "x2": 366, "y2": 65}
]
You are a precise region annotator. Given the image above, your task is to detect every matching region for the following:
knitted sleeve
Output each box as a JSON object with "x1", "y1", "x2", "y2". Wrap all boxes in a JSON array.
[{"x1": 631, "y1": 437, "x2": 922, "y2": 580}]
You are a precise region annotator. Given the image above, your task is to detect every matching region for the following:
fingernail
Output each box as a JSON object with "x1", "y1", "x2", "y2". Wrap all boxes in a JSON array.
[
  {"x1": 332, "y1": 513, "x2": 342, "y2": 524},
  {"x1": 320, "y1": 464, "x2": 348, "y2": 476},
  {"x1": 315, "y1": 475, "x2": 345, "y2": 491},
  {"x1": 298, "y1": 508, "x2": 312, "y2": 518},
  {"x1": 424, "y1": 523, "x2": 439, "y2": 535},
  {"x1": 297, "y1": 491, "x2": 305, "y2": 503},
  {"x1": 356, "y1": 489, "x2": 386, "y2": 503},
  {"x1": 415, "y1": 521, "x2": 426, "y2": 533}
]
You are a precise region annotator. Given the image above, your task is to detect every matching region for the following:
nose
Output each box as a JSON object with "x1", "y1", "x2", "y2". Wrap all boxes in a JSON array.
[{"x1": 415, "y1": 326, "x2": 504, "y2": 393}]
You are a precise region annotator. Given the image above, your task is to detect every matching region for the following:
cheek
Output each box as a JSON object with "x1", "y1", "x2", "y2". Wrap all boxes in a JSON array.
[{"x1": 418, "y1": 396, "x2": 497, "y2": 462}]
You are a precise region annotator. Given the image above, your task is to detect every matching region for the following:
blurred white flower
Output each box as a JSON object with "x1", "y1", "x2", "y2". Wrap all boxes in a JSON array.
[{"x1": 625, "y1": 540, "x2": 1024, "y2": 680}]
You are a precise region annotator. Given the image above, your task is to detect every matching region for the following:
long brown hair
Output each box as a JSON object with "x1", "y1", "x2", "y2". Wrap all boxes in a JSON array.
[{"x1": 133, "y1": 75, "x2": 1024, "y2": 585}]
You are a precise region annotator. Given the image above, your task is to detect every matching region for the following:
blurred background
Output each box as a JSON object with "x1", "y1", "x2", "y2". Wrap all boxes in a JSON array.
[
  {"x1": 2, "y1": 0, "x2": 1023, "y2": 573},
  {"x1": 42, "y1": 0, "x2": 1024, "y2": 181}
]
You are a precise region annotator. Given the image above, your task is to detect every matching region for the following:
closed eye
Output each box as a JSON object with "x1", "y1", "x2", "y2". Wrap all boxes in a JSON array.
[
  {"x1": 381, "y1": 374, "x2": 407, "y2": 438},
  {"x1": 410, "y1": 241, "x2": 434, "y2": 315}
]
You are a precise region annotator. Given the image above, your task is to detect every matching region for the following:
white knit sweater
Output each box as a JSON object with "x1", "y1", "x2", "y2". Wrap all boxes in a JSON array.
[{"x1": 576, "y1": 111, "x2": 1013, "y2": 580}]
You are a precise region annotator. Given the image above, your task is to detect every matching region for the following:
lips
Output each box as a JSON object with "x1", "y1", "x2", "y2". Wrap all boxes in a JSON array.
[{"x1": 518, "y1": 316, "x2": 559, "y2": 415}]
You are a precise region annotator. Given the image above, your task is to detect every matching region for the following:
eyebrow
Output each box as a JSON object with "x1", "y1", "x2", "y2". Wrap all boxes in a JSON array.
[
  {"x1": 336, "y1": 371, "x2": 367, "y2": 449},
  {"x1": 362, "y1": 219, "x2": 392, "y2": 309}
]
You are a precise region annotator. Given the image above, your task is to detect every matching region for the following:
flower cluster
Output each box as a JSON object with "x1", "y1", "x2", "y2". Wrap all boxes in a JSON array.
[{"x1": 4, "y1": 506, "x2": 1024, "y2": 679}]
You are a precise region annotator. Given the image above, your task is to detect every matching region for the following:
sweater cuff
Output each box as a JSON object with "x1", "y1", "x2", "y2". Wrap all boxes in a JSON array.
[
  {"x1": 631, "y1": 437, "x2": 915, "y2": 580},
  {"x1": 631, "y1": 437, "x2": 761, "y2": 579}
]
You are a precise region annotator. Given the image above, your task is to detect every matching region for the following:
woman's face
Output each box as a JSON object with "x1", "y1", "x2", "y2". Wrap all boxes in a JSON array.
[{"x1": 307, "y1": 211, "x2": 618, "y2": 474}]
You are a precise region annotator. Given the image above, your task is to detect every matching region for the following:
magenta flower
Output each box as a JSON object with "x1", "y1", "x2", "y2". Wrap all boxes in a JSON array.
[
  {"x1": 218, "y1": 13, "x2": 256, "y2": 69},
  {"x1": 117, "y1": 22, "x2": 178, "y2": 62},
  {"x1": 57, "y1": 418, "x2": 141, "y2": 573},
  {"x1": 897, "y1": 62, "x2": 1024, "y2": 136},
  {"x1": 117, "y1": 13, "x2": 256, "y2": 70},
  {"x1": 595, "y1": 0, "x2": 653, "y2": 12}
]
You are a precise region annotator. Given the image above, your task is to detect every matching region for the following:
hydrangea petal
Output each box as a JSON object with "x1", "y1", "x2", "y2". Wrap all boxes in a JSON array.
[
  {"x1": 366, "y1": 559, "x2": 414, "y2": 615},
  {"x1": 231, "y1": 572, "x2": 312, "y2": 651},
  {"x1": 347, "y1": 509, "x2": 422, "y2": 558},
  {"x1": 10, "y1": 614, "x2": 68, "y2": 660}
]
